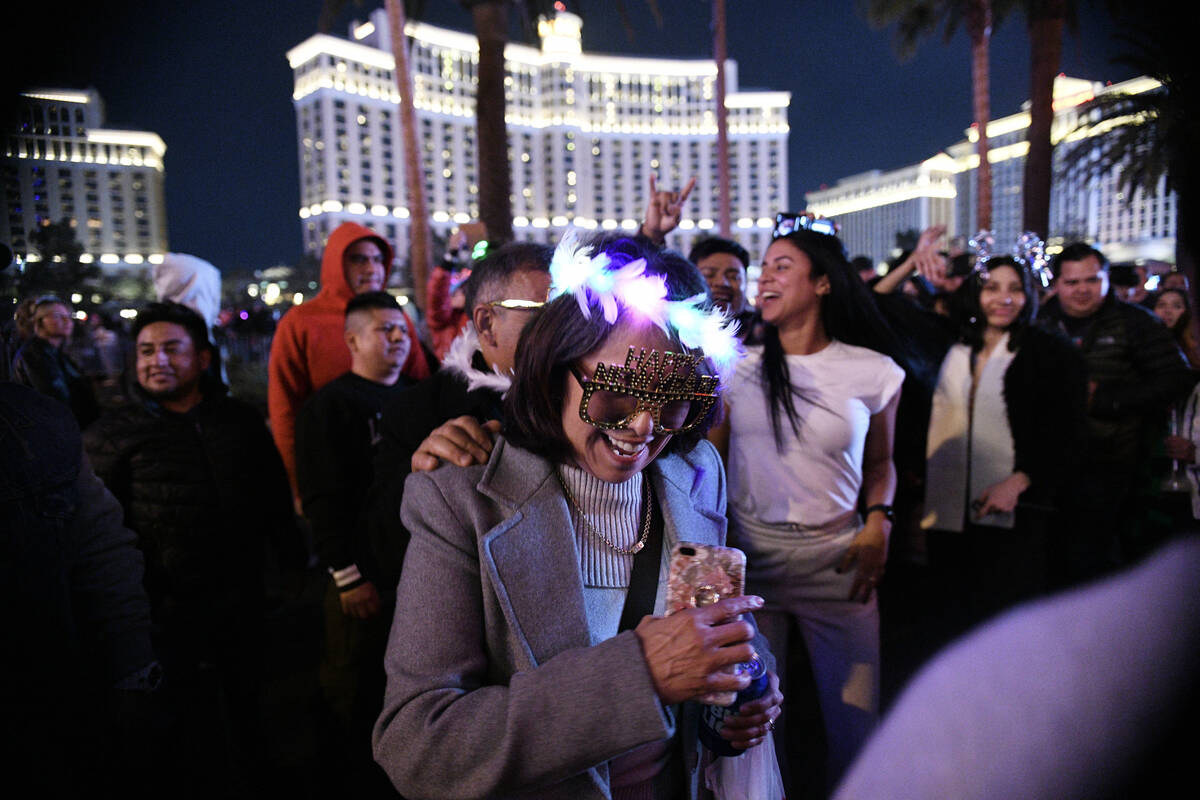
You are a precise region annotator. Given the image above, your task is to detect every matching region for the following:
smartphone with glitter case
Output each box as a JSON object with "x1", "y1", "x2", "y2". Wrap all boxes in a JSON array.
[
  {"x1": 665, "y1": 542, "x2": 747, "y2": 706},
  {"x1": 665, "y1": 542, "x2": 746, "y2": 615}
]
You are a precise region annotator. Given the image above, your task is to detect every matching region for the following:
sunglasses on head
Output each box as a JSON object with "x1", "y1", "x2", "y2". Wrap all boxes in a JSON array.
[
  {"x1": 484, "y1": 299, "x2": 545, "y2": 310},
  {"x1": 772, "y1": 212, "x2": 837, "y2": 239}
]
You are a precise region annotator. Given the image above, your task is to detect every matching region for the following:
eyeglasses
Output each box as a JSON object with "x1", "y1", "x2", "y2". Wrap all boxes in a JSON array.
[
  {"x1": 772, "y1": 212, "x2": 837, "y2": 239},
  {"x1": 484, "y1": 299, "x2": 545, "y2": 310},
  {"x1": 569, "y1": 359, "x2": 717, "y2": 435}
]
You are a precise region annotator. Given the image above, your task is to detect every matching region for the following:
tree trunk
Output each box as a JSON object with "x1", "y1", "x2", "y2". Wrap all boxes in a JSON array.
[
  {"x1": 472, "y1": 2, "x2": 515, "y2": 247},
  {"x1": 386, "y1": 0, "x2": 433, "y2": 310},
  {"x1": 968, "y1": 0, "x2": 993, "y2": 233},
  {"x1": 1179, "y1": 191, "x2": 1197, "y2": 302},
  {"x1": 1023, "y1": 0, "x2": 1065, "y2": 238},
  {"x1": 713, "y1": 0, "x2": 730, "y2": 237}
]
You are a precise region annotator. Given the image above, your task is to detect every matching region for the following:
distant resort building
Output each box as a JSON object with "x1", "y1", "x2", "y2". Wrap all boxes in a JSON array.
[
  {"x1": 803, "y1": 155, "x2": 958, "y2": 268},
  {"x1": 2, "y1": 88, "x2": 169, "y2": 270},
  {"x1": 806, "y1": 75, "x2": 1175, "y2": 269},
  {"x1": 287, "y1": 7, "x2": 790, "y2": 284}
]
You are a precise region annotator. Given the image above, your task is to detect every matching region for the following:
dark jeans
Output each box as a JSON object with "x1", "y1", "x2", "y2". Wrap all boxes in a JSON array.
[
  {"x1": 153, "y1": 613, "x2": 266, "y2": 799},
  {"x1": 318, "y1": 580, "x2": 396, "y2": 798},
  {"x1": 1054, "y1": 463, "x2": 1178, "y2": 591}
]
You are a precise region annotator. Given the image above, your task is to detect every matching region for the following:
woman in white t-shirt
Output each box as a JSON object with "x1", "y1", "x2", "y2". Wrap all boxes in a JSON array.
[{"x1": 709, "y1": 225, "x2": 905, "y2": 796}]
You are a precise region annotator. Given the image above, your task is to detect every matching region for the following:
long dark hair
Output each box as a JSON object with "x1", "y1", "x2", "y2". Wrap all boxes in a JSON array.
[
  {"x1": 1153, "y1": 287, "x2": 1199, "y2": 366},
  {"x1": 504, "y1": 234, "x2": 717, "y2": 464},
  {"x1": 760, "y1": 229, "x2": 908, "y2": 445},
  {"x1": 950, "y1": 255, "x2": 1039, "y2": 352},
  {"x1": 1154, "y1": 287, "x2": 1194, "y2": 335}
]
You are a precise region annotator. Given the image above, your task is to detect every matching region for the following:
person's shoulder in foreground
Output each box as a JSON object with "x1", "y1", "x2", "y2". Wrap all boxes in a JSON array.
[{"x1": 833, "y1": 535, "x2": 1200, "y2": 800}]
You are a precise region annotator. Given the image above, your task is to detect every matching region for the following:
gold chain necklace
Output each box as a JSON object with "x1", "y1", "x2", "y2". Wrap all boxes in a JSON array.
[{"x1": 556, "y1": 469, "x2": 651, "y2": 555}]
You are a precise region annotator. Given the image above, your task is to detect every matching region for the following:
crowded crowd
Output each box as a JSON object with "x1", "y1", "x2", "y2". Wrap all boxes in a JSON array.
[{"x1": 4, "y1": 178, "x2": 1199, "y2": 800}]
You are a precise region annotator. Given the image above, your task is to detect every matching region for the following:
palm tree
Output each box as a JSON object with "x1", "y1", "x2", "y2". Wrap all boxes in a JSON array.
[
  {"x1": 458, "y1": 2, "x2": 668, "y2": 248},
  {"x1": 861, "y1": 0, "x2": 1005, "y2": 232},
  {"x1": 318, "y1": 0, "x2": 434, "y2": 309},
  {"x1": 1020, "y1": 0, "x2": 1071, "y2": 238},
  {"x1": 385, "y1": 0, "x2": 435, "y2": 310},
  {"x1": 1056, "y1": 1, "x2": 1197, "y2": 282},
  {"x1": 457, "y1": 1, "x2": 527, "y2": 249},
  {"x1": 713, "y1": 0, "x2": 731, "y2": 237}
]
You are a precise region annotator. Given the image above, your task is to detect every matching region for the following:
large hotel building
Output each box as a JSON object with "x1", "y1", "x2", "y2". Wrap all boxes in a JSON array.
[
  {"x1": 2, "y1": 88, "x2": 169, "y2": 269},
  {"x1": 287, "y1": 8, "x2": 790, "y2": 281},
  {"x1": 806, "y1": 75, "x2": 1176, "y2": 269}
]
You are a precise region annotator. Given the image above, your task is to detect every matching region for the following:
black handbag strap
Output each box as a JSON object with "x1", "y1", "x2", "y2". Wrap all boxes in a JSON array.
[{"x1": 619, "y1": 488, "x2": 664, "y2": 632}]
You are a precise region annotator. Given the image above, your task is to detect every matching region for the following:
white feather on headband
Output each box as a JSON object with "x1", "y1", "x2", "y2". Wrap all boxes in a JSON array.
[
  {"x1": 547, "y1": 227, "x2": 744, "y2": 384},
  {"x1": 440, "y1": 323, "x2": 514, "y2": 396}
]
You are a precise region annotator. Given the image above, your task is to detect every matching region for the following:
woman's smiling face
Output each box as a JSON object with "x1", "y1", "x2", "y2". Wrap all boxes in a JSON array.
[
  {"x1": 979, "y1": 264, "x2": 1027, "y2": 331},
  {"x1": 756, "y1": 238, "x2": 829, "y2": 328},
  {"x1": 562, "y1": 318, "x2": 678, "y2": 483}
]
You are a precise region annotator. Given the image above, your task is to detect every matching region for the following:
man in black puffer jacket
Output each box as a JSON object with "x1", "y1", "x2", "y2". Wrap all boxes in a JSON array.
[
  {"x1": 84, "y1": 302, "x2": 300, "y2": 799},
  {"x1": 1038, "y1": 242, "x2": 1197, "y2": 586}
]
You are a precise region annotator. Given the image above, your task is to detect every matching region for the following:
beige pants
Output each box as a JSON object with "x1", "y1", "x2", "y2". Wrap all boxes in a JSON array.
[{"x1": 730, "y1": 512, "x2": 879, "y2": 795}]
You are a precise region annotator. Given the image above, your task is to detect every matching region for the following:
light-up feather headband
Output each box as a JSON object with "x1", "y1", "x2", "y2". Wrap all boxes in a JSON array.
[{"x1": 548, "y1": 227, "x2": 744, "y2": 385}]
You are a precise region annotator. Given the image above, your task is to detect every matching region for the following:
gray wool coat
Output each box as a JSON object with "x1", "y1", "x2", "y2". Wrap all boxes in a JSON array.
[{"x1": 372, "y1": 436, "x2": 770, "y2": 800}]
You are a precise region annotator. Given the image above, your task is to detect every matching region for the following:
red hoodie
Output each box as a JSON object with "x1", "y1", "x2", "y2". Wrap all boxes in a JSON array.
[{"x1": 268, "y1": 221, "x2": 432, "y2": 494}]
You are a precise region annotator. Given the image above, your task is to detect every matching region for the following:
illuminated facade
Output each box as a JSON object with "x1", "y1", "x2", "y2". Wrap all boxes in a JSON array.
[
  {"x1": 806, "y1": 75, "x2": 1175, "y2": 267},
  {"x1": 804, "y1": 156, "x2": 958, "y2": 266},
  {"x1": 2, "y1": 88, "x2": 169, "y2": 270},
  {"x1": 287, "y1": 8, "x2": 790, "y2": 282},
  {"x1": 1042, "y1": 76, "x2": 1175, "y2": 265}
]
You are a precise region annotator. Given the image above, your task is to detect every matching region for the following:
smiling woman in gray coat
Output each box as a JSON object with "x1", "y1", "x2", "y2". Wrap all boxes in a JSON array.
[{"x1": 373, "y1": 235, "x2": 780, "y2": 800}]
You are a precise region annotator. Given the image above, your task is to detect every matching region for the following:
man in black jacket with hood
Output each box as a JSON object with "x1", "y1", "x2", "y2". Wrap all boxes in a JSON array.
[{"x1": 83, "y1": 301, "x2": 299, "y2": 798}]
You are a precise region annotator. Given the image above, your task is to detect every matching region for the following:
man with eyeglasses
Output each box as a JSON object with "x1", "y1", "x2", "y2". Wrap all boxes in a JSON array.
[
  {"x1": 365, "y1": 241, "x2": 553, "y2": 593},
  {"x1": 393, "y1": 177, "x2": 717, "y2": 479},
  {"x1": 268, "y1": 222, "x2": 433, "y2": 507}
]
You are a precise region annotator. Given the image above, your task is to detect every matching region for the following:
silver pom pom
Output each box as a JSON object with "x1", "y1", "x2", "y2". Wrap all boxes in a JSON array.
[
  {"x1": 968, "y1": 229, "x2": 994, "y2": 277},
  {"x1": 1016, "y1": 231, "x2": 1051, "y2": 288}
]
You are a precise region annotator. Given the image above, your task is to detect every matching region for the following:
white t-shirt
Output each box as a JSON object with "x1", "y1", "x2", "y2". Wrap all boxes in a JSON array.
[{"x1": 726, "y1": 340, "x2": 904, "y2": 528}]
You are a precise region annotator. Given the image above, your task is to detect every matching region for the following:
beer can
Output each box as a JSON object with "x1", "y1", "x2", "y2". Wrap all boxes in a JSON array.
[{"x1": 698, "y1": 656, "x2": 769, "y2": 758}]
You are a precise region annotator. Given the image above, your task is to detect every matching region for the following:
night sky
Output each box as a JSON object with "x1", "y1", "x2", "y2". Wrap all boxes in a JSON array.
[{"x1": 5, "y1": 1, "x2": 1137, "y2": 273}]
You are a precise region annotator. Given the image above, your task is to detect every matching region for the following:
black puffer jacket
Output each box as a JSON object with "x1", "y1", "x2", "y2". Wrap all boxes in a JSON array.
[
  {"x1": 83, "y1": 383, "x2": 299, "y2": 630},
  {"x1": 1038, "y1": 294, "x2": 1197, "y2": 465}
]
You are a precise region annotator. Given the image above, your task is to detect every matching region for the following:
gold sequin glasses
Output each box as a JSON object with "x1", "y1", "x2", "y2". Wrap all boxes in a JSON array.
[{"x1": 569, "y1": 348, "x2": 718, "y2": 434}]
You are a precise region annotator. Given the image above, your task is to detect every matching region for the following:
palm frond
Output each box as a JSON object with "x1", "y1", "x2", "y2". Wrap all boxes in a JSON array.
[{"x1": 1056, "y1": 89, "x2": 1172, "y2": 198}]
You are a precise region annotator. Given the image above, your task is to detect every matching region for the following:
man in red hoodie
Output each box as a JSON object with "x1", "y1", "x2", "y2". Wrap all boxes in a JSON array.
[{"x1": 269, "y1": 222, "x2": 432, "y2": 500}]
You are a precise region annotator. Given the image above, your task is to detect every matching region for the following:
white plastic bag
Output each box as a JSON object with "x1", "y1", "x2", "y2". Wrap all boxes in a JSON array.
[{"x1": 704, "y1": 730, "x2": 786, "y2": 800}]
